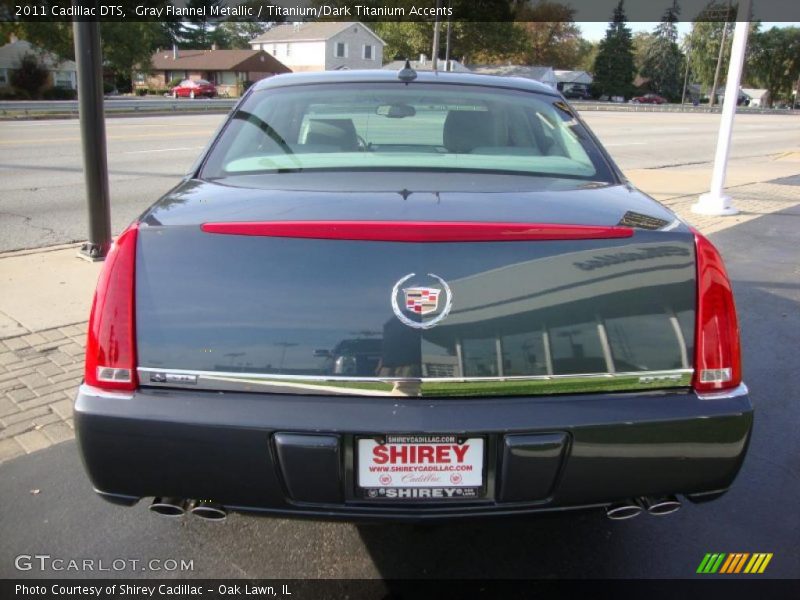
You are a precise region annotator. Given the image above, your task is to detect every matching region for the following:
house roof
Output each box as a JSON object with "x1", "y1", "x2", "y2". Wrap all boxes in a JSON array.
[
  {"x1": 741, "y1": 88, "x2": 769, "y2": 100},
  {"x1": 469, "y1": 65, "x2": 556, "y2": 81},
  {"x1": 148, "y1": 49, "x2": 290, "y2": 73},
  {"x1": 0, "y1": 40, "x2": 76, "y2": 71},
  {"x1": 251, "y1": 21, "x2": 385, "y2": 45},
  {"x1": 554, "y1": 70, "x2": 592, "y2": 83},
  {"x1": 382, "y1": 59, "x2": 472, "y2": 73}
]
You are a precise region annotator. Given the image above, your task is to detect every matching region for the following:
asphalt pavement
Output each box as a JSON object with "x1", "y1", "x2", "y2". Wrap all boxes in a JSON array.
[
  {"x1": 1, "y1": 111, "x2": 800, "y2": 251},
  {"x1": 0, "y1": 200, "x2": 798, "y2": 579}
]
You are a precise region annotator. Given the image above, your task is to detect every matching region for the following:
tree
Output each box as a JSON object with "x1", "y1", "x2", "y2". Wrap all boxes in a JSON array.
[
  {"x1": 10, "y1": 53, "x2": 49, "y2": 98},
  {"x1": 371, "y1": 21, "x2": 526, "y2": 65},
  {"x1": 101, "y1": 23, "x2": 165, "y2": 89},
  {"x1": 685, "y1": 3, "x2": 736, "y2": 90},
  {"x1": 514, "y1": 2, "x2": 585, "y2": 68},
  {"x1": 592, "y1": 0, "x2": 636, "y2": 99},
  {"x1": 640, "y1": 1, "x2": 685, "y2": 100},
  {"x1": 214, "y1": 21, "x2": 271, "y2": 50},
  {"x1": 748, "y1": 26, "x2": 800, "y2": 106},
  {"x1": 632, "y1": 32, "x2": 654, "y2": 73}
]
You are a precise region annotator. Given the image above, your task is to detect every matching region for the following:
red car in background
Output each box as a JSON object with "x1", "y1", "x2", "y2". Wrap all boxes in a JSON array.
[
  {"x1": 171, "y1": 79, "x2": 217, "y2": 99},
  {"x1": 631, "y1": 93, "x2": 668, "y2": 104}
]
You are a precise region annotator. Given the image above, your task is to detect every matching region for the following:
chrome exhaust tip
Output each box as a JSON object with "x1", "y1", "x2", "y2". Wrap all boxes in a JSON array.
[
  {"x1": 605, "y1": 501, "x2": 644, "y2": 520},
  {"x1": 641, "y1": 495, "x2": 682, "y2": 516},
  {"x1": 149, "y1": 497, "x2": 189, "y2": 517},
  {"x1": 190, "y1": 500, "x2": 227, "y2": 522}
]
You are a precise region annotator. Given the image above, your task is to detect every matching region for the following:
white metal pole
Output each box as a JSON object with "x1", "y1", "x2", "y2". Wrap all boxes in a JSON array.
[{"x1": 692, "y1": 0, "x2": 751, "y2": 216}]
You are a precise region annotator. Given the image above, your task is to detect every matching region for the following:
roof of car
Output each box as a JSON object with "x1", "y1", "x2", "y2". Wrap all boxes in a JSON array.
[{"x1": 253, "y1": 69, "x2": 560, "y2": 96}]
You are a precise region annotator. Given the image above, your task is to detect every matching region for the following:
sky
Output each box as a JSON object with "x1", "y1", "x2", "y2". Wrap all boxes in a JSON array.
[{"x1": 577, "y1": 21, "x2": 799, "y2": 41}]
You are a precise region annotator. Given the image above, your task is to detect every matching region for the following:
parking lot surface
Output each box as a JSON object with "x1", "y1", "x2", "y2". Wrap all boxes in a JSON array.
[{"x1": 1, "y1": 201, "x2": 798, "y2": 579}]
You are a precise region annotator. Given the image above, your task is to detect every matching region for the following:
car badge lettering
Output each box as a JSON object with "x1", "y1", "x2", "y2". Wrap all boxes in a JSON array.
[{"x1": 391, "y1": 273, "x2": 452, "y2": 329}]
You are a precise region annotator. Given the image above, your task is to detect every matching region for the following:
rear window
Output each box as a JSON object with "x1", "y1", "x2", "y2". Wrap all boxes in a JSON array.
[{"x1": 201, "y1": 82, "x2": 614, "y2": 182}]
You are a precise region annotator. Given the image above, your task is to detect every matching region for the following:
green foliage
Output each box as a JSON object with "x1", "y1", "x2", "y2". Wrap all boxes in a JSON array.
[
  {"x1": 748, "y1": 26, "x2": 800, "y2": 106},
  {"x1": 632, "y1": 32, "x2": 654, "y2": 73},
  {"x1": 372, "y1": 21, "x2": 526, "y2": 65},
  {"x1": 514, "y1": 2, "x2": 587, "y2": 69},
  {"x1": 42, "y1": 87, "x2": 77, "y2": 100},
  {"x1": 101, "y1": 22, "x2": 165, "y2": 87},
  {"x1": 640, "y1": 1, "x2": 685, "y2": 101},
  {"x1": 592, "y1": 0, "x2": 636, "y2": 99},
  {"x1": 10, "y1": 53, "x2": 49, "y2": 98},
  {"x1": 685, "y1": 3, "x2": 736, "y2": 89}
]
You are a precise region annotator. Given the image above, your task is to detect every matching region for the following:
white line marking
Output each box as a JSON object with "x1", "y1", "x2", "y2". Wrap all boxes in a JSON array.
[{"x1": 122, "y1": 146, "x2": 202, "y2": 154}]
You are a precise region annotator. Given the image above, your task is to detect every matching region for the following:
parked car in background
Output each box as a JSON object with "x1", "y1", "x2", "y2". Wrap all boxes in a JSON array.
[
  {"x1": 76, "y1": 69, "x2": 751, "y2": 523},
  {"x1": 171, "y1": 79, "x2": 217, "y2": 99},
  {"x1": 561, "y1": 84, "x2": 592, "y2": 100},
  {"x1": 631, "y1": 93, "x2": 668, "y2": 105}
]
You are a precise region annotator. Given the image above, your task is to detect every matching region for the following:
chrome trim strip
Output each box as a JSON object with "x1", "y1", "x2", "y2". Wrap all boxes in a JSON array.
[
  {"x1": 78, "y1": 383, "x2": 135, "y2": 400},
  {"x1": 137, "y1": 368, "x2": 694, "y2": 397},
  {"x1": 696, "y1": 383, "x2": 749, "y2": 401},
  {"x1": 137, "y1": 367, "x2": 693, "y2": 384}
]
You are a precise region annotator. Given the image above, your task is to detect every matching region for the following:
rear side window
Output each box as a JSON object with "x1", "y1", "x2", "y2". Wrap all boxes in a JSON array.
[{"x1": 201, "y1": 82, "x2": 614, "y2": 182}]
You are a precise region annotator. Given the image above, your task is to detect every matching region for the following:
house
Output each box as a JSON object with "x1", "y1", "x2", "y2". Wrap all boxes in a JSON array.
[
  {"x1": 249, "y1": 22, "x2": 385, "y2": 72},
  {"x1": 382, "y1": 56, "x2": 471, "y2": 73},
  {"x1": 741, "y1": 88, "x2": 770, "y2": 107},
  {"x1": 0, "y1": 38, "x2": 77, "y2": 91},
  {"x1": 468, "y1": 65, "x2": 557, "y2": 89},
  {"x1": 555, "y1": 70, "x2": 593, "y2": 96},
  {"x1": 135, "y1": 48, "x2": 291, "y2": 97}
]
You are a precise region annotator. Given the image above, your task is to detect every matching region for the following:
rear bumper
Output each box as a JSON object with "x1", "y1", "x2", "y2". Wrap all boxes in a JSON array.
[{"x1": 74, "y1": 384, "x2": 753, "y2": 521}]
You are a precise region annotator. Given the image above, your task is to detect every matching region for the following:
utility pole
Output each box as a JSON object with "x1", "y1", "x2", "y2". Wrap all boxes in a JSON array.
[
  {"x1": 444, "y1": 12, "x2": 452, "y2": 71},
  {"x1": 73, "y1": 10, "x2": 112, "y2": 260},
  {"x1": 692, "y1": 0, "x2": 752, "y2": 216},
  {"x1": 431, "y1": 0, "x2": 441, "y2": 72},
  {"x1": 709, "y1": 0, "x2": 732, "y2": 108},
  {"x1": 681, "y1": 40, "x2": 692, "y2": 105}
]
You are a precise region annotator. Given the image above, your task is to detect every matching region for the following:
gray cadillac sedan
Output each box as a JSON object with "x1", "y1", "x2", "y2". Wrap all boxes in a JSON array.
[{"x1": 74, "y1": 69, "x2": 752, "y2": 522}]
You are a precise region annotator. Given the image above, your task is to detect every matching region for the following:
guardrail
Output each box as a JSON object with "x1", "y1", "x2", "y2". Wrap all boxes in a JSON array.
[
  {"x1": 0, "y1": 97, "x2": 795, "y2": 119},
  {"x1": 0, "y1": 97, "x2": 238, "y2": 117},
  {"x1": 570, "y1": 101, "x2": 797, "y2": 115}
]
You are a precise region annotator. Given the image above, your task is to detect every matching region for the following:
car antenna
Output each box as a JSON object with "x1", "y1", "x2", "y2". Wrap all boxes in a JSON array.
[{"x1": 398, "y1": 59, "x2": 417, "y2": 84}]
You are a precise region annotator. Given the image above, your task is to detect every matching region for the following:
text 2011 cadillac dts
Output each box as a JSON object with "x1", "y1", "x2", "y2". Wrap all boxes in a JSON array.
[{"x1": 75, "y1": 69, "x2": 752, "y2": 522}]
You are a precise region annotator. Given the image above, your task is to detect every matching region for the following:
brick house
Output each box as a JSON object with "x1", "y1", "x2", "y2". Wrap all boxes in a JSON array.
[{"x1": 135, "y1": 48, "x2": 291, "y2": 97}]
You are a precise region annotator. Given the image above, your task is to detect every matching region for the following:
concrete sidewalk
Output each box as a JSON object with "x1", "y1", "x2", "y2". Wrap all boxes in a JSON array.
[{"x1": 1, "y1": 153, "x2": 798, "y2": 463}]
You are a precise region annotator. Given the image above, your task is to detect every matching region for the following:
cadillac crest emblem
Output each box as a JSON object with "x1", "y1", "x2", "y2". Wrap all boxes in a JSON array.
[{"x1": 391, "y1": 273, "x2": 452, "y2": 329}]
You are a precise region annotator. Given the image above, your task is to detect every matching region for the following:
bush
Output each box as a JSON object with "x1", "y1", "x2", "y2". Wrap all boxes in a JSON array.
[
  {"x1": 167, "y1": 77, "x2": 183, "y2": 88},
  {"x1": 148, "y1": 88, "x2": 170, "y2": 96},
  {"x1": 11, "y1": 53, "x2": 49, "y2": 98},
  {"x1": 241, "y1": 80, "x2": 254, "y2": 92},
  {"x1": 0, "y1": 89, "x2": 28, "y2": 100},
  {"x1": 42, "y1": 87, "x2": 77, "y2": 100},
  {"x1": 136, "y1": 88, "x2": 148, "y2": 96},
  {"x1": 103, "y1": 81, "x2": 116, "y2": 95}
]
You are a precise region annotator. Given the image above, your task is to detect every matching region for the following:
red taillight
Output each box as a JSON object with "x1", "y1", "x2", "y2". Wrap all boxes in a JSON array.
[
  {"x1": 200, "y1": 221, "x2": 634, "y2": 242},
  {"x1": 84, "y1": 223, "x2": 139, "y2": 391},
  {"x1": 692, "y1": 230, "x2": 741, "y2": 392}
]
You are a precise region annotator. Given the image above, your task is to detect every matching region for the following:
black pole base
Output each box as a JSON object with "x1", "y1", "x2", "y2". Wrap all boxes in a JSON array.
[{"x1": 77, "y1": 241, "x2": 109, "y2": 262}]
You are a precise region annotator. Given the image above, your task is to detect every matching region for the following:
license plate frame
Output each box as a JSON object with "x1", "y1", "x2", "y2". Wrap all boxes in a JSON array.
[{"x1": 355, "y1": 434, "x2": 486, "y2": 501}]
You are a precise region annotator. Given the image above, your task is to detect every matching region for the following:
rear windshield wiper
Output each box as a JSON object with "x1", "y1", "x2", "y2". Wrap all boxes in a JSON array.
[{"x1": 233, "y1": 110, "x2": 295, "y2": 156}]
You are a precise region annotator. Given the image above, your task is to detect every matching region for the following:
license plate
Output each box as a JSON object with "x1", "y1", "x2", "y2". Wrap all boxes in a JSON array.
[{"x1": 357, "y1": 434, "x2": 484, "y2": 500}]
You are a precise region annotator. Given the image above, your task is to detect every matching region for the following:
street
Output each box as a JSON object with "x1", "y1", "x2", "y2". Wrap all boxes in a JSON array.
[
  {"x1": 0, "y1": 202, "x2": 798, "y2": 579},
  {"x1": 0, "y1": 111, "x2": 799, "y2": 251}
]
